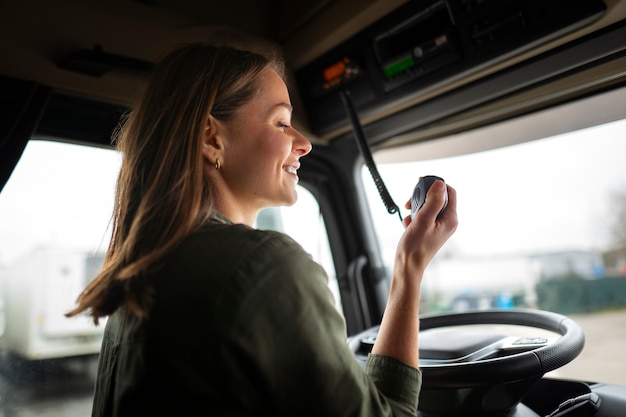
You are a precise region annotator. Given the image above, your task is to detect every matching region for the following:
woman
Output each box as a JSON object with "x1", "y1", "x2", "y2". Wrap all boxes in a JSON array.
[{"x1": 67, "y1": 43, "x2": 457, "y2": 416}]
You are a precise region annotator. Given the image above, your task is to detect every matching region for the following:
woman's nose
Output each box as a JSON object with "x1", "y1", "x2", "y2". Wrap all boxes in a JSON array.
[{"x1": 292, "y1": 128, "x2": 312, "y2": 156}]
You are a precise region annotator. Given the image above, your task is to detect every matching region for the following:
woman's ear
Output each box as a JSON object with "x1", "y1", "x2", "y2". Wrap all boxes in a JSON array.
[{"x1": 202, "y1": 117, "x2": 223, "y2": 164}]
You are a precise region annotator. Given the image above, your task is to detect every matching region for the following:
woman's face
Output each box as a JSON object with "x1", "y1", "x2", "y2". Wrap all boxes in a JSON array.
[{"x1": 217, "y1": 68, "x2": 312, "y2": 217}]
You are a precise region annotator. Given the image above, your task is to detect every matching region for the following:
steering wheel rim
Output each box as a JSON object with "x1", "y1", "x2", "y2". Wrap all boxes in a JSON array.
[{"x1": 350, "y1": 308, "x2": 585, "y2": 389}]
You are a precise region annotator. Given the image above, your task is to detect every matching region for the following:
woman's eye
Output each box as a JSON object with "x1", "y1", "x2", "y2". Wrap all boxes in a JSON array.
[{"x1": 278, "y1": 122, "x2": 290, "y2": 131}]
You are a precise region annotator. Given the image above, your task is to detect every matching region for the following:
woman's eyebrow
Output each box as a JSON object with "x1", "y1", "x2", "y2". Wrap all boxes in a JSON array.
[{"x1": 272, "y1": 102, "x2": 293, "y2": 113}]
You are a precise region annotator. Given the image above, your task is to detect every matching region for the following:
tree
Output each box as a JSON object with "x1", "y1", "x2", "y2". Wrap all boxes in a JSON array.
[
  {"x1": 604, "y1": 187, "x2": 626, "y2": 275},
  {"x1": 610, "y1": 187, "x2": 626, "y2": 248}
]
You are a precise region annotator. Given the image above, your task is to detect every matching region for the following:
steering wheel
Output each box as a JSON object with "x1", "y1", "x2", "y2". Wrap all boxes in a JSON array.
[{"x1": 349, "y1": 308, "x2": 585, "y2": 389}]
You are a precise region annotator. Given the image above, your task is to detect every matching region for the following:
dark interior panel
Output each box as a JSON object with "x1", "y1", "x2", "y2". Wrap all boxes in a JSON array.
[{"x1": 296, "y1": 0, "x2": 607, "y2": 136}]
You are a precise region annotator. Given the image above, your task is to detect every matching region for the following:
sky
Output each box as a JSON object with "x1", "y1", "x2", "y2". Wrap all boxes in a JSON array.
[
  {"x1": 0, "y1": 143, "x2": 121, "y2": 266},
  {"x1": 362, "y1": 118, "x2": 626, "y2": 261}
]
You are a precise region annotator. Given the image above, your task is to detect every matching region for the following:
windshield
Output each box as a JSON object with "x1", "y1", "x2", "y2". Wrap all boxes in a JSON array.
[{"x1": 363, "y1": 118, "x2": 626, "y2": 385}]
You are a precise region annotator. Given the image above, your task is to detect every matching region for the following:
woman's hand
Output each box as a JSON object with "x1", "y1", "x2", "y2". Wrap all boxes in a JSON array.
[
  {"x1": 397, "y1": 180, "x2": 458, "y2": 278},
  {"x1": 371, "y1": 180, "x2": 457, "y2": 367}
]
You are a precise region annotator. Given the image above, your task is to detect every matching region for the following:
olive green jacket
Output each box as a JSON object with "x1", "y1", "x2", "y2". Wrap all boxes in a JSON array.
[{"x1": 92, "y1": 212, "x2": 421, "y2": 416}]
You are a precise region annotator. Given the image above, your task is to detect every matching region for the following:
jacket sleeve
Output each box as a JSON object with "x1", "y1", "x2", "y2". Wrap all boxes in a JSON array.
[{"x1": 215, "y1": 232, "x2": 421, "y2": 417}]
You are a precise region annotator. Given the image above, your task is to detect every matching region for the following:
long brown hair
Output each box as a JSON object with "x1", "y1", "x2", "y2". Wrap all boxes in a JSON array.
[{"x1": 66, "y1": 43, "x2": 285, "y2": 324}]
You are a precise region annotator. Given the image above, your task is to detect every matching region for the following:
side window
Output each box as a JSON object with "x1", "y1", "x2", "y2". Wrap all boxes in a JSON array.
[
  {"x1": 0, "y1": 140, "x2": 120, "y2": 338},
  {"x1": 0, "y1": 142, "x2": 341, "y2": 348},
  {"x1": 0, "y1": 140, "x2": 120, "y2": 414},
  {"x1": 0, "y1": 140, "x2": 340, "y2": 415}
]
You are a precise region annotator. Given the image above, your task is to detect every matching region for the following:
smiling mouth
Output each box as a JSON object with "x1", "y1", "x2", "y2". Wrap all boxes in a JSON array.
[{"x1": 283, "y1": 166, "x2": 297, "y2": 175}]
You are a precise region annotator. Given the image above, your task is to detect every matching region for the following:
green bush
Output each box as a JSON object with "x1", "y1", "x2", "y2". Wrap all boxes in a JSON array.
[{"x1": 535, "y1": 275, "x2": 626, "y2": 314}]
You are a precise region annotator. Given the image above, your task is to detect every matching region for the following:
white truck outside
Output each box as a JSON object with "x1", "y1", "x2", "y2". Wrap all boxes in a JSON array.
[{"x1": 0, "y1": 246, "x2": 106, "y2": 360}]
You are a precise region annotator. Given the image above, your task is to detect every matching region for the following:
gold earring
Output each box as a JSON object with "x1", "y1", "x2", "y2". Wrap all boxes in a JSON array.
[{"x1": 215, "y1": 159, "x2": 221, "y2": 170}]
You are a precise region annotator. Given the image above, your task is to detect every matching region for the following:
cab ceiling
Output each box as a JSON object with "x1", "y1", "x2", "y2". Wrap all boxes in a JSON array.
[
  {"x1": 0, "y1": 0, "x2": 403, "y2": 104},
  {"x1": 1, "y1": 0, "x2": 625, "y2": 145}
]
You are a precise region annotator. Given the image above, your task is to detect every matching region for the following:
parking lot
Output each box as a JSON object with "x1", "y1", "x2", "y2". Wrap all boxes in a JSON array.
[
  {"x1": 0, "y1": 355, "x2": 96, "y2": 417},
  {"x1": 550, "y1": 310, "x2": 626, "y2": 386}
]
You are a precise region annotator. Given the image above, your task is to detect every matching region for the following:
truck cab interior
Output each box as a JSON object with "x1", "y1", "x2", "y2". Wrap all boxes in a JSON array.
[{"x1": 1, "y1": 0, "x2": 625, "y2": 416}]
